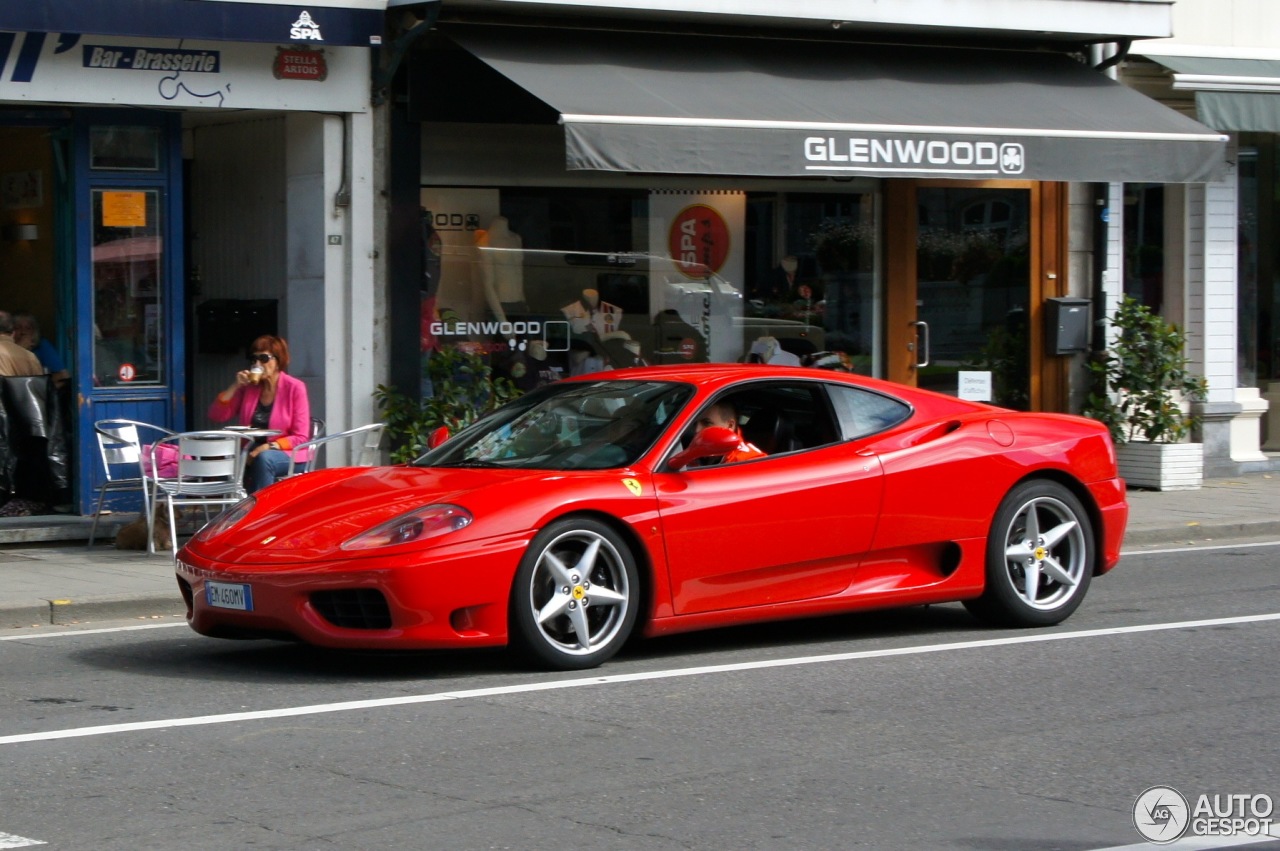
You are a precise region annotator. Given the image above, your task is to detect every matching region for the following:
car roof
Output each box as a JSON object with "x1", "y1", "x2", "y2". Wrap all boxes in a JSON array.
[
  {"x1": 563, "y1": 363, "x2": 1001, "y2": 415},
  {"x1": 566, "y1": 363, "x2": 884, "y2": 392}
]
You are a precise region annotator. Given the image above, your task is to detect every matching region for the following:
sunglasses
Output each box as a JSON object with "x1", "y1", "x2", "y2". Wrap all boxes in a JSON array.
[{"x1": 247, "y1": 353, "x2": 274, "y2": 364}]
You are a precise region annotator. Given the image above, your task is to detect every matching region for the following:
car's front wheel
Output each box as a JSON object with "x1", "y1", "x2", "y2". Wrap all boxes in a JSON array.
[
  {"x1": 965, "y1": 479, "x2": 1094, "y2": 627},
  {"x1": 510, "y1": 518, "x2": 639, "y2": 670}
]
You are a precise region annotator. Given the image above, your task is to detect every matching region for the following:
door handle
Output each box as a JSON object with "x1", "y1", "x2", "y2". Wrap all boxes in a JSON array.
[{"x1": 910, "y1": 320, "x2": 930, "y2": 368}]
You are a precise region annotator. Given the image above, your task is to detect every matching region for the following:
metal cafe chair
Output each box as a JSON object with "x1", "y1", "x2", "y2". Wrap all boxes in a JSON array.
[
  {"x1": 149, "y1": 430, "x2": 253, "y2": 558},
  {"x1": 286, "y1": 422, "x2": 386, "y2": 476},
  {"x1": 88, "y1": 418, "x2": 175, "y2": 548}
]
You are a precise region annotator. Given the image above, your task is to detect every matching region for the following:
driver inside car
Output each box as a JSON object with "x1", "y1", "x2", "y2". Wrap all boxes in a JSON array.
[{"x1": 692, "y1": 400, "x2": 766, "y2": 464}]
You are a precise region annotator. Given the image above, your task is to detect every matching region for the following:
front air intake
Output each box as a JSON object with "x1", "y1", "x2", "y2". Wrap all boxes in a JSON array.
[{"x1": 311, "y1": 589, "x2": 392, "y2": 629}]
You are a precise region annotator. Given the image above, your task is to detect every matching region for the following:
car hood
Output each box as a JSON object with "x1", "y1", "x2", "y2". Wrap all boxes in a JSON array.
[{"x1": 183, "y1": 465, "x2": 550, "y2": 564}]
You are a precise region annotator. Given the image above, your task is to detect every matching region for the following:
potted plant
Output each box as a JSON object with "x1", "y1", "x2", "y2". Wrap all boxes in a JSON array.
[
  {"x1": 1082, "y1": 296, "x2": 1208, "y2": 490},
  {"x1": 375, "y1": 347, "x2": 522, "y2": 463}
]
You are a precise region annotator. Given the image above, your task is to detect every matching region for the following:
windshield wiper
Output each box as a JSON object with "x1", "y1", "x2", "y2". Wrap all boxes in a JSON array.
[{"x1": 433, "y1": 458, "x2": 509, "y2": 468}]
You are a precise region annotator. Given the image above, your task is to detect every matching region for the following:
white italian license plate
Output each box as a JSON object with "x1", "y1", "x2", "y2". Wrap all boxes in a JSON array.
[{"x1": 206, "y1": 581, "x2": 253, "y2": 611}]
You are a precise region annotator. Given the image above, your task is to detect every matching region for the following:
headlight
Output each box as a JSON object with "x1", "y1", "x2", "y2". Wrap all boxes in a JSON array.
[
  {"x1": 195, "y1": 497, "x2": 256, "y2": 541},
  {"x1": 341, "y1": 504, "x2": 473, "y2": 551}
]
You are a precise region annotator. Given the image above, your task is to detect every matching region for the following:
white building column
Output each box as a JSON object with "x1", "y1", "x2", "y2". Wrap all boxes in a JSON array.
[
  {"x1": 1183, "y1": 157, "x2": 1254, "y2": 475},
  {"x1": 1102, "y1": 182, "x2": 1125, "y2": 346},
  {"x1": 285, "y1": 110, "x2": 378, "y2": 466},
  {"x1": 346, "y1": 109, "x2": 379, "y2": 442}
]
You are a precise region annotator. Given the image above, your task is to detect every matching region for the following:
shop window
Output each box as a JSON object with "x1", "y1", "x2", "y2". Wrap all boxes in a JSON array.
[
  {"x1": 416, "y1": 187, "x2": 879, "y2": 394},
  {"x1": 1237, "y1": 135, "x2": 1280, "y2": 391},
  {"x1": 1238, "y1": 146, "x2": 1261, "y2": 387},
  {"x1": 89, "y1": 126, "x2": 160, "y2": 171},
  {"x1": 747, "y1": 193, "x2": 879, "y2": 375},
  {"x1": 1123, "y1": 184, "x2": 1164, "y2": 312}
]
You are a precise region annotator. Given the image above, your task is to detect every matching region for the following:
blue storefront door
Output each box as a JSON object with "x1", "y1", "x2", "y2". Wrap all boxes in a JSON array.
[{"x1": 74, "y1": 114, "x2": 186, "y2": 515}]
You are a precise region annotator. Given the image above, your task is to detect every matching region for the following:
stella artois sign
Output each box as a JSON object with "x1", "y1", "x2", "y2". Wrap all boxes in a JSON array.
[{"x1": 273, "y1": 46, "x2": 327, "y2": 81}]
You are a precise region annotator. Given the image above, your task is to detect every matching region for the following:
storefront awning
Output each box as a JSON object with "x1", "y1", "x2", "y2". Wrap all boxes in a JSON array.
[
  {"x1": 448, "y1": 27, "x2": 1228, "y2": 183},
  {"x1": 0, "y1": 0, "x2": 385, "y2": 47},
  {"x1": 1144, "y1": 54, "x2": 1280, "y2": 133}
]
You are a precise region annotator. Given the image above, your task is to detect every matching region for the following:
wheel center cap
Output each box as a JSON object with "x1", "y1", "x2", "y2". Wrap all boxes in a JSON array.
[
  {"x1": 1034, "y1": 546, "x2": 1048, "y2": 561},
  {"x1": 572, "y1": 585, "x2": 586, "y2": 600}
]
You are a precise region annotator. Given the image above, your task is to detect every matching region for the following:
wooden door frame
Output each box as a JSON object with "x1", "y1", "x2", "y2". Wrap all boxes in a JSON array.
[{"x1": 884, "y1": 179, "x2": 1069, "y2": 411}]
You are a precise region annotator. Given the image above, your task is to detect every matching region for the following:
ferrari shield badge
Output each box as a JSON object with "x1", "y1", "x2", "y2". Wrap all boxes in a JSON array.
[{"x1": 622, "y1": 478, "x2": 642, "y2": 496}]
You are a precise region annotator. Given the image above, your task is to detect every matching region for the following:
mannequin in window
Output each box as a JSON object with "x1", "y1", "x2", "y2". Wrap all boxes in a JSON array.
[
  {"x1": 477, "y1": 216, "x2": 526, "y2": 323},
  {"x1": 500, "y1": 339, "x2": 564, "y2": 391},
  {"x1": 561, "y1": 288, "x2": 622, "y2": 339},
  {"x1": 746, "y1": 335, "x2": 801, "y2": 366},
  {"x1": 622, "y1": 339, "x2": 647, "y2": 367},
  {"x1": 598, "y1": 332, "x2": 641, "y2": 370}
]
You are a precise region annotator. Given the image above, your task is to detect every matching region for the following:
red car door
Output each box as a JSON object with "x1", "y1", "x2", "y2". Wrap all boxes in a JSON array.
[{"x1": 653, "y1": 443, "x2": 884, "y2": 615}]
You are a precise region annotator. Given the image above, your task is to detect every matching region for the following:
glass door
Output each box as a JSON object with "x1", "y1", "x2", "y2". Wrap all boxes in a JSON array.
[
  {"x1": 74, "y1": 115, "x2": 185, "y2": 515},
  {"x1": 886, "y1": 180, "x2": 1070, "y2": 411}
]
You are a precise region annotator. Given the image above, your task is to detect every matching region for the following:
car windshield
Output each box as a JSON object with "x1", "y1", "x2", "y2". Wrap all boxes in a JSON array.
[{"x1": 415, "y1": 380, "x2": 695, "y2": 470}]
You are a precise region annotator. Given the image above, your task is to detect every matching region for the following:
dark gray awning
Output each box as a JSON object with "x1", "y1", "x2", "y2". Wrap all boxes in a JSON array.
[
  {"x1": 448, "y1": 27, "x2": 1227, "y2": 183},
  {"x1": 1143, "y1": 55, "x2": 1280, "y2": 133}
]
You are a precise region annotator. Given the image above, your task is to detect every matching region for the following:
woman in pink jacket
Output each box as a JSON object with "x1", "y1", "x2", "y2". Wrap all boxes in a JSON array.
[{"x1": 208, "y1": 334, "x2": 312, "y2": 493}]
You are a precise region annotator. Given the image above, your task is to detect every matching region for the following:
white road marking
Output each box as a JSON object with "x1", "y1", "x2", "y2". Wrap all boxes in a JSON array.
[
  {"x1": 2, "y1": 612, "x2": 1278, "y2": 747},
  {"x1": 1123, "y1": 539, "x2": 1280, "y2": 556},
  {"x1": 1089, "y1": 824, "x2": 1280, "y2": 850},
  {"x1": 0, "y1": 832, "x2": 45, "y2": 848},
  {"x1": 0, "y1": 623, "x2": 186, "y2": 641}
]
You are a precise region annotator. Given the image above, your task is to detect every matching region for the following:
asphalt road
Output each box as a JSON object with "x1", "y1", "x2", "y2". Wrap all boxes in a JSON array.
[{"x1": 2, "y1": 540, "x2": 1279, "y2": 850}]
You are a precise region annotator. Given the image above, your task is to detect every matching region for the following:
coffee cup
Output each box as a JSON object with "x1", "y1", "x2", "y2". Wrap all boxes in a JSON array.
[{"x1": 248, "y1": 365, "x2": 265, "y2": 384}]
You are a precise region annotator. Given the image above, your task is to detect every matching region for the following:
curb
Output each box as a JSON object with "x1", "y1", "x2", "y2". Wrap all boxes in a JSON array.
[
  {"x1": 0, "y1": 515, "x2": 128, "y2": 545},
  {"x1": 2, "y1": 594, "x2": 187, "y2": 628},
  {"x1": 1122, "y1": 519, "x2": 1280, "y2": 548}
]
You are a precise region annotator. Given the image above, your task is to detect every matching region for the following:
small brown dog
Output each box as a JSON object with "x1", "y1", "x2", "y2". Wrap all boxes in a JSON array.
[{"x1": 114, "y1": 506, "x2": 177, "y2": 551}]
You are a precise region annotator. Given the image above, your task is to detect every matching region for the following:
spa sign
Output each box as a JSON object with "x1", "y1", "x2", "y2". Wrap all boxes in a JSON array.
[{"x1": 667, "y1": 204, "x2": 730, "y2": 278}]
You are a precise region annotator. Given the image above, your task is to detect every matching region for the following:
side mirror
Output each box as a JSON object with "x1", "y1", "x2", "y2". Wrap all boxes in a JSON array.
[
  {"x1": 668, "y1": 426, "x2": 740, "y2": 470},
  {"x1": 427, "y1": 426, "x2": 450, "y2": 449}
]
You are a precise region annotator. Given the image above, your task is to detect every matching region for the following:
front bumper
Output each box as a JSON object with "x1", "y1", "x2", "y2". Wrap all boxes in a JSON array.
[{"x1": 176, "y1": 533, "x2": 530, "y2": 649}]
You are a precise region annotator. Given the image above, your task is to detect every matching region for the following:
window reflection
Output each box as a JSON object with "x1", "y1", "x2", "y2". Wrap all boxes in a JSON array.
[
  {"x1": 418, "y1": 189, "x2": 882, "y2": 396},
  {"x1": 89, "y1": 126, "x2": 160, "y2": 171},
  {"x1": 92, "y1": 189, "x2": 163, "y2": 386}
]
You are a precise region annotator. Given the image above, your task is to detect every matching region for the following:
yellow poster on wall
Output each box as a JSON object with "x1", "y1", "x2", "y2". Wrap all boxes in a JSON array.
[{"x1": 102, "y1": 191, "x2": 147, "y2": 228}]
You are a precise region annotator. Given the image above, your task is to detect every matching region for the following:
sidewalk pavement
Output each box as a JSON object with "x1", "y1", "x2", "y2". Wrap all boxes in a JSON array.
[{"x1": 2, "y1": 473, "x2": 1278, "y2": 630}]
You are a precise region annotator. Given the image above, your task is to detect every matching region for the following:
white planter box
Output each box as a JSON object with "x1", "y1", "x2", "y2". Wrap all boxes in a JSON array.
[{"x1": 1117, "y1": 441, "x2": 1204, "y2": 491}]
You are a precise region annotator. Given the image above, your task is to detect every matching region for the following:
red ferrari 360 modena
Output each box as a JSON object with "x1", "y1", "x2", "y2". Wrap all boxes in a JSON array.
[{"x1": 176, "y1": 364, "x2": 1128, "y2": 670}]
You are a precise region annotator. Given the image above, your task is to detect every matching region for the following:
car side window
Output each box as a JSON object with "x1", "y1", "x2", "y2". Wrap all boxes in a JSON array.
[
  {"x1": 727, "y1": 383, "x2": 841, "y2": 456},
  {"x1": 827, "y1": 385, "x2": 912, "y2": 440}
]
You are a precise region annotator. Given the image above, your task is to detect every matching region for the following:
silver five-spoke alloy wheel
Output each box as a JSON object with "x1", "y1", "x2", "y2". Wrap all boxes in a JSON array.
[
  {"x1": 511, "y1": 518, "x2": 639, "y2": 669},
  {"x1": 1000, "y1": 493, "x2": 1088, "y2": 611},
  {"x1": 966, "y1": 479, "x2": 1094, "y2": 627}
]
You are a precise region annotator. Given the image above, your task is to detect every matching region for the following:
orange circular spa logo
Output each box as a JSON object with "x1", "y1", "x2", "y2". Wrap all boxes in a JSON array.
[{"x1": 668, "y1": 204, "x2": 730, "y2": 279}]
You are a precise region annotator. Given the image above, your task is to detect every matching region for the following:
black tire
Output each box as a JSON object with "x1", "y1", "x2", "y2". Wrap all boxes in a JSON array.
[
  {"x1": 964, "y1": 479, "x2": 1094, "y2": 628},
  {"x1": 509, "y1": 517, "x2": 639, "y2": 670}
]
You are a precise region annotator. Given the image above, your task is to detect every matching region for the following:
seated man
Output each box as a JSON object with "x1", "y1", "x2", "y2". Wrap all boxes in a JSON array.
[{"x1": 692, "y1": 400, "x2": 766, "y2": 464}]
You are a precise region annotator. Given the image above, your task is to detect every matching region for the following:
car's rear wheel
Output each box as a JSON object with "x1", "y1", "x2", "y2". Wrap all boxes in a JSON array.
[
  {"x1": 510, "y1": 518, "x2": 639, "y2": 670},
  {"x1": 964, "y1": 479, "x2": 1094, "y2": 627}
]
